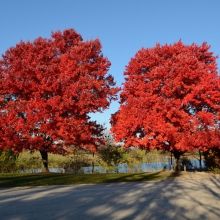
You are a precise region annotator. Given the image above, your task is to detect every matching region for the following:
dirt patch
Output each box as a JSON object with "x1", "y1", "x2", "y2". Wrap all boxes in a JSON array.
[{"x1": 160, "y1": 171, "x2": 220, "y2": 180}]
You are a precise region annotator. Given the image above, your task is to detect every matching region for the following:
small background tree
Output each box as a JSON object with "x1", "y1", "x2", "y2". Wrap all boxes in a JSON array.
[{"x1": 97, "y1": 132, "x2": 125, "y2": 173}]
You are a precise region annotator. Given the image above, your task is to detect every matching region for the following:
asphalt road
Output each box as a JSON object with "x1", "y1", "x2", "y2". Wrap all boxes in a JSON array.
[{"x1": 0, "y1": 172, "x2": 220, "y2": 220}]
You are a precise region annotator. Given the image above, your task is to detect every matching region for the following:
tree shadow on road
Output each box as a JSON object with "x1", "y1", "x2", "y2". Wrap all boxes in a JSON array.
[{"x1": 0, "y1": 172, "x2": 220, "y2": 220}]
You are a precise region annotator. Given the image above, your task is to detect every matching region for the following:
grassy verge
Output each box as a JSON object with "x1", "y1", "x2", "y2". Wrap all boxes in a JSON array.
[{"x1": 0, "y1": 172, "x2": 174, "y2": 187}]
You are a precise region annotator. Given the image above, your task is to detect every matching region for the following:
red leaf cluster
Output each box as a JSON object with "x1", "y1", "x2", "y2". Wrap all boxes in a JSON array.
[
  {"x1": 111, "y1": 41, "x2": 220, "y2": 154},
  {"x1": 0, "y1": 29, "x2": 119, "y2": 154}
]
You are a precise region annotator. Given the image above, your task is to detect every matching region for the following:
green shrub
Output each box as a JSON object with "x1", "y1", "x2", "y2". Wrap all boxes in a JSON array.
[{"x1": 0, "y1": 148, "x2": 19, "y2": 173}]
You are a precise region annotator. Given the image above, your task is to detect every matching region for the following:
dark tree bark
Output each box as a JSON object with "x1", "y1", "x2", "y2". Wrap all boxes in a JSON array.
[
  {"x1": 40, "y1": 150, "x2": 49, "y2": 172},
  {"x1": 199, "y1": 150, "x2": 202, "y2": 170},
  {"x1": 172, "y1": 151, "x2": 183, "y2": 172},
  {"x1": 92, "y1": 152, "x2": 95, "y2": 174},
  {"x1": 170, "y1": 152, "x2": 173, "y2": 170}
]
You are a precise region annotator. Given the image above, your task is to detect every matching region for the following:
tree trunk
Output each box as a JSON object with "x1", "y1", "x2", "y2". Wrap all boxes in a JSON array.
[
  {"x1": 199, "y1": 150, "x2": 202, "y2": 171},
  {"x1": 40, "y1": 150, "x2": 49, "y2": 172},
  {"x1": 183, "y1": 164, "x2": 186, "y2": 171},
  {"x1": 174, "y1": 156, "x2": 180, "y2": 172},
  {"x1": 170, "y1": 152, "x2": 173, "y2": 170},
  {"x1": 172, "y1": 151, "x2": 183, "y2": 172},
  {"x1": 92, "y1": 152, "x2": 95, "y2": 174}
]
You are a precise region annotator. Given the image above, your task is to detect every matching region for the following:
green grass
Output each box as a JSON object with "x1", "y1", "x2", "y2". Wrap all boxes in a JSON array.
[{"x1": 0, "y1": 172, "x2": 174, "y2": 187}]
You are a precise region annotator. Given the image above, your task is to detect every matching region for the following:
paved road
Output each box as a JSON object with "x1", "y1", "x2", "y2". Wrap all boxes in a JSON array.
[{"x1": 0, "y1": 172, "x2": 220, "y2": 220}]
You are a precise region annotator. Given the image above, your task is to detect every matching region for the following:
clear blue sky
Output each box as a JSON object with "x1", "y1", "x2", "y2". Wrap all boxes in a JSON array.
[{"x1": 1, "y1": 0, "x2": 220, "y2": 128}]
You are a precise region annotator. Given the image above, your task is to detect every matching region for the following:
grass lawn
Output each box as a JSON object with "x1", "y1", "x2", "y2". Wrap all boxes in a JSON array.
[{"x1": 0, "y1": 171, "x2": 176, "y2": 187}]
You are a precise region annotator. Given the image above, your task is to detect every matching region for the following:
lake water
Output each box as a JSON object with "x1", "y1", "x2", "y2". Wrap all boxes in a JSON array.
[
  {"x1": 22, "y1": 159, "x2": 205, "y2": 173},
  {"x1": 83, "y1": 159, "x2": 206, "y2": 173}
]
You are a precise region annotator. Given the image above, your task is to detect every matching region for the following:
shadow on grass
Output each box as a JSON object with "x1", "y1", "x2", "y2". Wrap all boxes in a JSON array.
[
  {"x1": 1, "y1": 170, "x2": 199, "y2": 188},
  {"x1": 101, "y1": 171, "x2": 167, "y2": 183},
  {"x1": 0, "y1": 171, "x2": 173, "y2": 187},
  {"x1": 0, "y1": 173, "x2": 65, "y2": 187}
]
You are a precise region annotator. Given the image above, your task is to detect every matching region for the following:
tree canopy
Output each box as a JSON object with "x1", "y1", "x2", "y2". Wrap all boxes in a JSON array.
[
  {"x1": 0, "y1": 29, "x2": 119, "y2": 171},
  {"x1": 111, "y1": 41, "x2": 220, "y2": 169}
]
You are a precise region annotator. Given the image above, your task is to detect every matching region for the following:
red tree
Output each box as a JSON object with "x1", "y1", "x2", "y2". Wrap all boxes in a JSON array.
[
  {"x1": 0, "y1": 29, "x2": 119, "y2": 172},
  {"x1": 111, "y1": 41, "x2": 220, "y2": 171}
]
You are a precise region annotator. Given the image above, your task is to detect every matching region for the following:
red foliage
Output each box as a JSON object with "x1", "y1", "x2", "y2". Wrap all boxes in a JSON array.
[
  {"x1": 0, "y1": 29, "x2": 119, "y2": 154},
  {"x1": 111, "y1": 41, "x2": 220, "y2": 155}
]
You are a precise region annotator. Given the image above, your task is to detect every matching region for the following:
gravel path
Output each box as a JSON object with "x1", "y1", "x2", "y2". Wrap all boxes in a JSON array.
[{"x1": 0, "y1": 172, "x2": 219, "y2": 220}]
